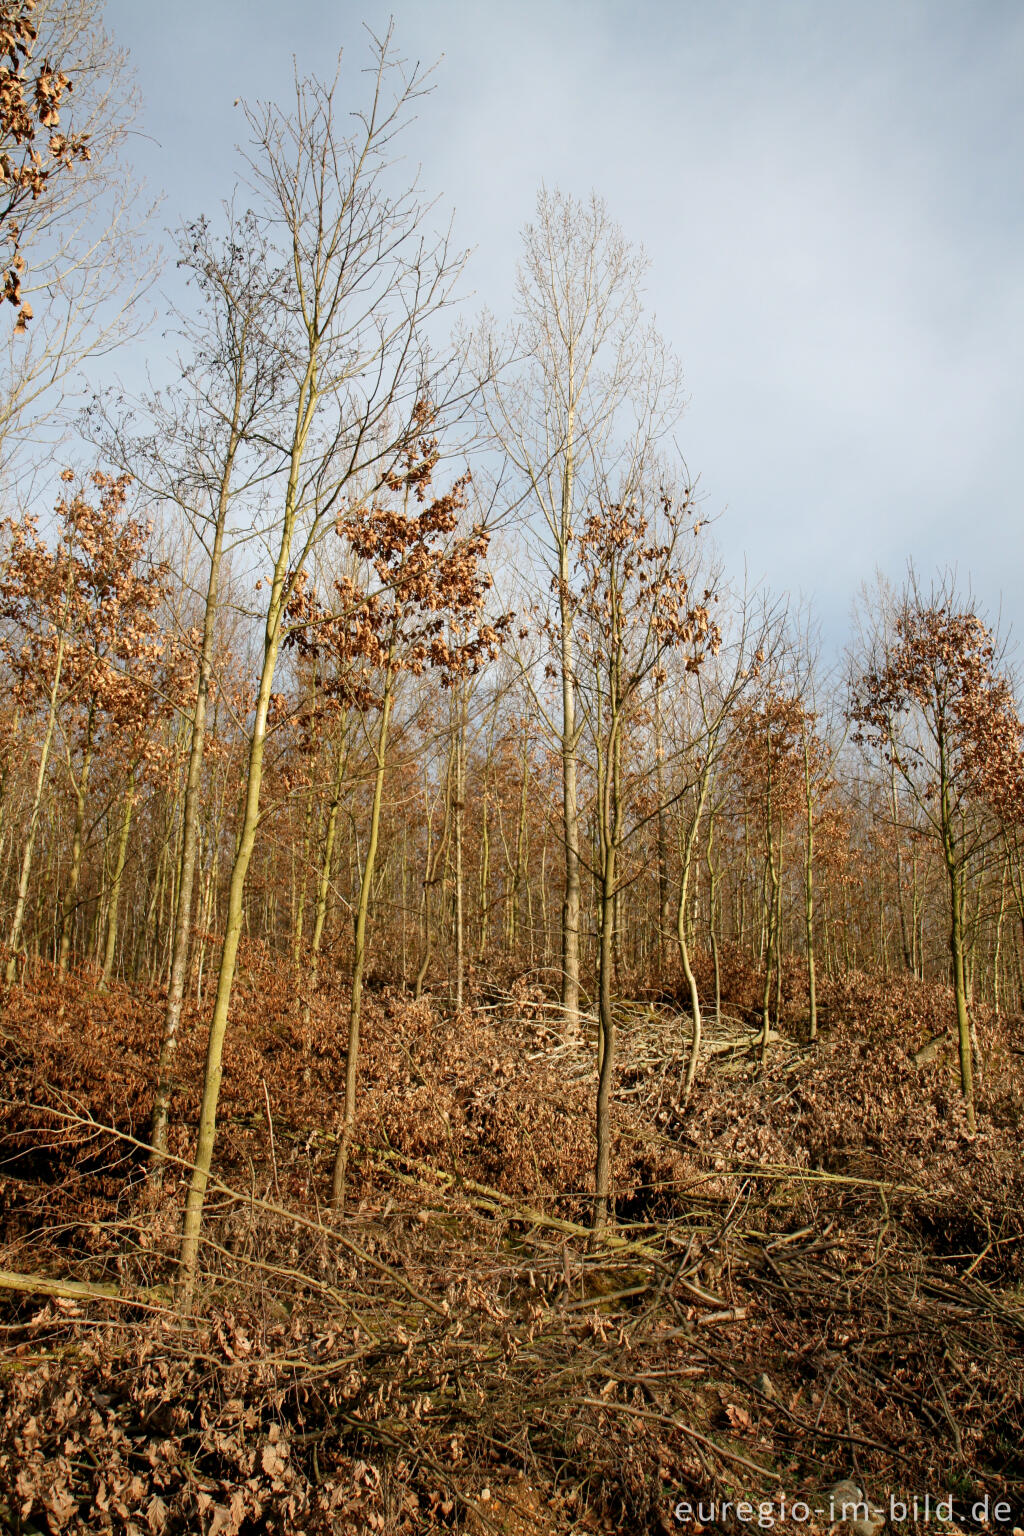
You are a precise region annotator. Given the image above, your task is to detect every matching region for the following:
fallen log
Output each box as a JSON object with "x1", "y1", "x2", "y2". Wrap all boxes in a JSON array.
[{"x1": 0, "y1": 1267, "x2": 172, "y2": 1312}]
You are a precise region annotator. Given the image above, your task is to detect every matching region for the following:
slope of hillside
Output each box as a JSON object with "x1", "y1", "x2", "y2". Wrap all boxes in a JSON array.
[{"x1": 2, "y1": 961, "x2": 1023, "y2": 1533}]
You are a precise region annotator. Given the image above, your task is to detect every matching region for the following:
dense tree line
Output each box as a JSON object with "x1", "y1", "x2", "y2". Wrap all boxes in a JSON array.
[{"x1": 1, "y1": 13, "x2": 1022, "y2": 1293}]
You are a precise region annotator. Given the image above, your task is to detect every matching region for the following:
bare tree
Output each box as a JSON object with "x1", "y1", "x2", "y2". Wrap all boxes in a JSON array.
[
  {"x1": 93, "y1": 210, "x2": 288, "y2": 1168},
  {"x1": 667, "y1": 599, "x2": 749, "y2": 1098},
  {"x1": 176, "y1": 34, "x2": 468, "y2": 1305},
  {"x1": 480, "y1": 188, "x2": 684, "y2": 1034},
  {"x1": 571, "y1": 486, "x2": 719, "y2": 1228}
]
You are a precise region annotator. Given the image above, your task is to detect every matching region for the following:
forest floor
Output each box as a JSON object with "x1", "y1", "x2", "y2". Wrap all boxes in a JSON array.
[{"x1": 1, "y1": 952, "x2": 1023, "y2": 1534}]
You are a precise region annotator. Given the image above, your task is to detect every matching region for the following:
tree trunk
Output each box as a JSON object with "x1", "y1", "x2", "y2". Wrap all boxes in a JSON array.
[
  {"x1": 178, "y1": 359, "x2": 316, "y2": 1305},
  {"x1": 478, "y1": 776, "x2": 490, "y2": 960},
  {"x1": 593, "y1": 838, "x2": 616, "y2": 1231},
  {"x1": 594, "y1": 650, "x2": 624, "y2": 1231},
  {"x1": 940, "y1": 753, "x2": 975, "y2": 1133},
  {"x1": 802, "y1": 727, "x2": 818, "y2": 1041},
  {"x1": 889, "y1": 738, "x2": 913, "y2": 971},
  {"x1": 655, "y1": 679, "x2": 670, "y2": 964},
  {"x1": 5, "y1": 636, "x2": 65, "y2": 984},
  {"x1": 453, "y1": 688, "x2": 466, "y2": 1010},
  {"x1": 950, "y1": 863, "x2": 975, "y2": 1132},
  {"x1": 331, "y1": 680, "x2": 393, "y2": 1212},
  {"x1": 291, "y1": 784, "x2": 315, "y2": 969},
  {"x1": 58, "y1": 723, "x2": 94, "y2": 976},
  {"x1": 993, "y1": 857, "x2": 1007, "y2": 1017},
  {"x1": 706, "y1": 807, "x2": 722, "y2": 1032},
  {"x1": 414, "y1": 747, "x2": 452, "y2": 999},
  {"x1": 558, "y1": 373, "x2": 581, "y2": 1035},
  {"x1": 151, "y1": 466, "x2": 232, "y2": 1165},
  {"x1": 308, "y1": 716, "x2": 349, "y2": 991},
  {"x1": 678, "y1": 776, "x2": 711, "y2": 1100},
  {"x1": 99, "y1": 765, "x2": 136, "y2": 990}
]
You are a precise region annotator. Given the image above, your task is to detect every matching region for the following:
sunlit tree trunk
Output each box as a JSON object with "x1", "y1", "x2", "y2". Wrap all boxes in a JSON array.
[
  {"x1": 593, "y1": 682, "x2": 622, "y2": 1231},
  {"x1": 888, "y1": 734, "x2": 913, "y2": 972},
  {"x1": 453, "y1": 685, "x2": 467, "y2": 1009},
  {"x1": 58, "y1": 709, "x2": 95, "y2": 976},
  {"x1": 478, "y1": 773, "x2": 490, "y2": 959},
  {"x1": 414, "y1": 748, "x2": 453, "y2": 999},
  {"x1": 332, "y1": 673, "x2": 394, "y2": 1212},
  {"x1": 99, "y1": 764, "x2": 136, "y2": 990},
  {"x1": 993, "y1": 855, "x2": 1008, "y2": 1016},
  {"x1": 655, "y1": 678, "x2": 671, "y2": 963},
  {"x1": 308, "y1": 714, "x2": 349, "y2": 993},
  {"x1": 703, "y1": 806, "x2": 722, "y2": 1032},
  {"x1": 0, "y1": 705, "x2": 21, "y2": 862},
  {"x1": 939, "y1": 750, "x2": 975, "y2": 1132},
  {"x1": 150, "y1": 366, "x2": 245, "y2": 1163},
  {"x1": 759, "y1": 744, "x2": 778, "y2": 1054},
  {"x1": 558, "y1": 385, "x2": 582, "y2": 1034},
  {"x1": 291, "y1": 783, "x2": 315, "y2": 969},
  {"x1": 513, "y1": 719, "x2": 530, "y2": 956},
  {"x1": 5, "y1": 634, "x2": 65, "y2": 985},
  {"x1": 678, "y1": 772, "x2": 711, "y2": 1100},
  {"x1": 179, "y1": 348, "x2": 319, "y2": 1301}
]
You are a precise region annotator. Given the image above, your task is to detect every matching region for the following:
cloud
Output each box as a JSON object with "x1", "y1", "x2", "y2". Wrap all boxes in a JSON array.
[{"x1": 104, "y1": 0, "x2": 1024, "y2": 645}]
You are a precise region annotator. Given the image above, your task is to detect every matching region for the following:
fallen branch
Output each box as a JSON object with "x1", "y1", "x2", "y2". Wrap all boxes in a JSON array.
[
  {"x1": 0, "y1": 1267, "x2": 172, "y2": 1314},
  {"x1": 581, "y1": 1395, "x2": 777, "y2": 1481}
]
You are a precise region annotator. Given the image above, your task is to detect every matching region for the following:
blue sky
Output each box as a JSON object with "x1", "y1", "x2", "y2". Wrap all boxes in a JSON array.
[{"x1": 103, "y1": 0, "x2": 1024, "y2": 648}]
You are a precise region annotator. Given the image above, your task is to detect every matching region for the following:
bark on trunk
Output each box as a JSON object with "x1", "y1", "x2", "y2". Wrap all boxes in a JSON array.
[
  {"x1": 332, "y1": 682, "x2": 393, "y2": 1212},
  {"x1": 100, "y1": 765, "x2": 136, "y2": 990}
]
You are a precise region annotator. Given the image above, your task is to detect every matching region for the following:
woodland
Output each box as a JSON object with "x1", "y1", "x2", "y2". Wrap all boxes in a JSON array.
[{"x1": 0, "y1": 6, "x2": 1023, "y2": 1534}]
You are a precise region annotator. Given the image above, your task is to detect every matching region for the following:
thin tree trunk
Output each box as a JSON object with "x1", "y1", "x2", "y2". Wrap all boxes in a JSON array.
[
  {"x1": 593, "y1": 839, "x2": 616, "y2": 1231},
  {"x1": 950, "y1": 862, "x2": 975, "y2": 1132},
  {"x1": 655, "y1": 678, "x2": 670, "y2": 964},
  {"x1": 802, "y1": 725, "x2": 818, "y2": 1041},
  {"x1": 5, "y1": 636, "x2": 65, "y2": 984},
  {"x1": 414, "y1": 747, "x2": 453, "y2": 999},
  {"x1": 558, "y1": 361, "x2": 581, "y2": 1034},
  {"x1": 993, "y1": 857, "x2": 1007, "y2": 1016},
  {"x1": 678, "y1": 778, "x2": 711, "y2": 1100},
  {"x1": 151, "y1": 360, "x2": 243, "y2": 1165},
  {"x1": 940, "y1": 755, "x2": 975, "y2": 1133},
  {"x1": 888, "y1": 739, "x2": 913, "y2": 971},
  {"x1": 308, "y1": 716, "x2": 349, "y2": 991},
  {"x1": 291, "y1": 783, "x2": 315, "y2": 968},
  {"x1": 58, "y1": 721, "x2": 94, "y2": 977},
  {"x1": 332, "y1": 680, "x2": 393, "y2": 1212},
  {"x1": 773, "y1": 826, "x2": 785, "y2": 1027},
  {"x1": 594, "y1": 699, "x2": 621, "y2": 1231},
  {"x1": 453, "y1": 687, "x2": 467, "y2": 1009},
  {"x1": 178, "y1": 354, "x2": 317, "y2": 1305},
  {"x1": 100, "y1": 765, "x2": 136, "y2": 990},
  {"x1": 706, "y1": 806, "x2": 722, "y2": 1032},
  {"x1": 478, "y1": 776, "x2": 490, "y2": 960}
]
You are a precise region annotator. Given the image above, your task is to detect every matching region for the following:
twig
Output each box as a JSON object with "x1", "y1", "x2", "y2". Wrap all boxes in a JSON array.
[
  {"x1": 262, "y1": 1077, "x2": 280, "y2": 1200},
  {"x1": 581, "y1": 1396, "x2": 777, "y2": 1480}
]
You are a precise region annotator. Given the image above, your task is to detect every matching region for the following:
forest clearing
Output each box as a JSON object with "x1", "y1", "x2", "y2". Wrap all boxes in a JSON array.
[{"x1": 1, "y1": 3, "x2": 1022, "y2": 1532}]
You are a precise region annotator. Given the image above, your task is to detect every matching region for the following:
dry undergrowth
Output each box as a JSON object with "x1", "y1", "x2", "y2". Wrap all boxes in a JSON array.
[{"x1": 1, "y1": 956, "x2": 1023, "y2": 1533}]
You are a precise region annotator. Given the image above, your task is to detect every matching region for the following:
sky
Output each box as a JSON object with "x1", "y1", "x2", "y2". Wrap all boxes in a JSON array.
[{"x1": 102, "y1": 0, "x2": 1024, "y2": 651}]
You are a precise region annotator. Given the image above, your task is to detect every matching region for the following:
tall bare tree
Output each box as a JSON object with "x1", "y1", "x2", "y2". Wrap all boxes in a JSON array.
[
  {"x1": 480, "y1": 188, "x2": 684, "y2": 1034},
  {"x1": 94, "y1": 211, "x2": 288, "y2": 1167},
  {"x1": 177, "y1": 34, "x2": 468, "y2": 1304},
  {"x1": 572, "y1": 486, "x2": 719, "y2": 1228}
]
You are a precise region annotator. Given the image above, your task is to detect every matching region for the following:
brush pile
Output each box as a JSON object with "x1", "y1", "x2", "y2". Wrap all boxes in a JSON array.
[{"x1": 2, "y1": 959, "x2": 1023, "y2": 1533}]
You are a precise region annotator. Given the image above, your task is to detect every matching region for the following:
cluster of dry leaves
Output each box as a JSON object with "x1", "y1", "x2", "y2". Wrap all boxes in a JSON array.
[{"x1": 2, "y1": 957, "x2": 1023, "y2": 1532}]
